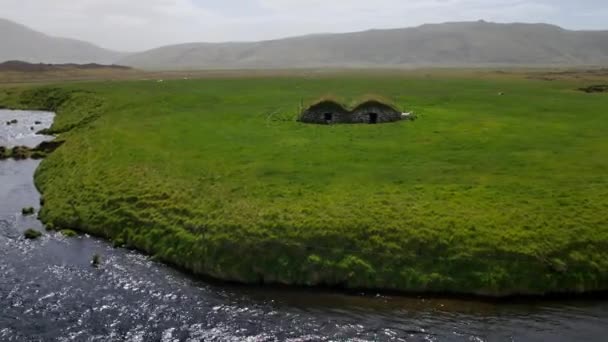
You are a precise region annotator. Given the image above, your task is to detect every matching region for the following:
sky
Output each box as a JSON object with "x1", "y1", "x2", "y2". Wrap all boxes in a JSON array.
[{"x1": 1, "y1": 0, "x2": 607, "y2": 51}]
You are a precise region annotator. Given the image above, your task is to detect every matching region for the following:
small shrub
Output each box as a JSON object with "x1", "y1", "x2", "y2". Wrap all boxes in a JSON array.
[
  {"x1": 112, "y1": 237, "x2": 125, "y2": 248},
  {"x1": 12, "y1": 146, "x2": 30, "y2": 159},
  {"x1": 24, "y1": 229, "x2": 42, "y2": 240},
  {"x1": 30, "y1": 151, "x2": 46, "y2": 159},
  {"x1": 21, "y1": 207, "x2": 35, "y2": 215},
  {"x1": 60, "y1": 229, "x2": 78, "y2": 237}
]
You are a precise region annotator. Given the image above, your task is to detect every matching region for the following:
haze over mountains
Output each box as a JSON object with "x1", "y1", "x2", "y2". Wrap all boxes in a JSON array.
[
  {"x1": 0, "y1": 18, "x2": 125, "y2": 65},
  {"x1": 2, "y1": 18, "x2": 608, "y2": 69}
]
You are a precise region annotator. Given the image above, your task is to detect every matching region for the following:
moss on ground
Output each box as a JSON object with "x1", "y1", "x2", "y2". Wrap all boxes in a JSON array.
[
  {"x1": 60, "y1": 229, "x2": 78, "y2": 237},
  {"x1": 2, "y1": 71, "x2": 608, "y2": 296}
]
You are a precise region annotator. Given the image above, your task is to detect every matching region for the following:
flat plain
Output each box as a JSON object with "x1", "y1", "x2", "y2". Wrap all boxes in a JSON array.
[{"x1": 1, "y1": 69, "x2": 607, "y2": 296}]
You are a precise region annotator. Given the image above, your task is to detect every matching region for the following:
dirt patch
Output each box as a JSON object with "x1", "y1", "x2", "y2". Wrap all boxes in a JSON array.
[{"x1": 579, "y1": 85, "x2": 608, "y2": 93}]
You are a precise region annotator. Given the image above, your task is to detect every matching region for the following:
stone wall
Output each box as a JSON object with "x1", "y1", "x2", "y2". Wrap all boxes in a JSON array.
[
  {"x1": 350, "y1": 102, "x2": 402, "y2": 124},
  {"x1": 299, "y1": 101, "x2": 350, "y2": 124}
]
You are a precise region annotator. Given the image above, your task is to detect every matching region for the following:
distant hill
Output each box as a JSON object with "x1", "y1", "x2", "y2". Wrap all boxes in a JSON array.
[
  {"x1": 119, "y1": 21, "x2": 608, "y2": 70},
  {"x1": 0, "y1": 18, "x2": 125, "y2": 64},
  {"x1": 0, "y1": 60, "x2": 131, "y2": 72},
  {"x1": 2, "y1": 18, "x2": 608, "y2": 69}
]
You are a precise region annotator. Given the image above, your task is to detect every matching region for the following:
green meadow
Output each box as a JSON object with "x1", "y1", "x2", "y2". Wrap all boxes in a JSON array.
[{"x1": 2, "y1": 70, "x2": 607, "y2": 296}]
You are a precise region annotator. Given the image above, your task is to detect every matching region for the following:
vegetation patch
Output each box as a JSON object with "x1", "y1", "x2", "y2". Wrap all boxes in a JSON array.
[
  {"x1": 21, "y1": 207, "x2": 35, "y2": 215},
  {"x1": 0, "y1": 60, "x2": 132, "y2": 73},
  {"x1": 0, "y1": 141, "x2": 64, "y2": 160},
  {"x1": 23, "y1": 229, "x2": 42, "y2": 240},
  {"x1": 60, "y1": 229, "x2": 78, "y2": 237},
  {"x1": 2, "y1": 72, "x2": 608, "y2": 296},
  {"x1": 579, "y1": 85, "x2": 608, "y2": 93}
]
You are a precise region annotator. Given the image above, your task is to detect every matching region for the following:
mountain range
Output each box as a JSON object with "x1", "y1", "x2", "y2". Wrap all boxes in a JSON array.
[
  {"x1": 1, "y1": 18, "x2": 608, "y2": 69},
  {"x1": 0, "y1": 18, "x2": 125, "y2": 65}
]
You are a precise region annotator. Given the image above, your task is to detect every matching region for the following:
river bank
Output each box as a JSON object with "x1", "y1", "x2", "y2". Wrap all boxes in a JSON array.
[
  {"x1": 2, "y1": 114, "x2": 608, "y2": 340},
  {"x1": 1, "y1": 72, "x2": 607, "y2": 297}
]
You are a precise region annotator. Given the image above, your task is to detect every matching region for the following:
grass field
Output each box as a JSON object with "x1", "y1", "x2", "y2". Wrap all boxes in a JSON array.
[{"x1": 1, "y1": 70, "x2": 607, "y2": 296}]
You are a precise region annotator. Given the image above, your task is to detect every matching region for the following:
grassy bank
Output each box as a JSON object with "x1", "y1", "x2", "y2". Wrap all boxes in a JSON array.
[{"x1": 1, "y1": 70, "x2": 607, "y2": 296}]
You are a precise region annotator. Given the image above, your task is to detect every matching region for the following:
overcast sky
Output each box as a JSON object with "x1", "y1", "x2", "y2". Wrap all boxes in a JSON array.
[{"x1": 2, "y1": 0, "x2": 607, "y2": 51}]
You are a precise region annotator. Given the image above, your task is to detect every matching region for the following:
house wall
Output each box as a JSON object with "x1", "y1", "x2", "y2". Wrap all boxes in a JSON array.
[
  {"x1": 350, "y1": 104, "x2": 402, "y2": 124},
  {"x1": 299, "y1": 103, "x2": 350, "y2": 124}
]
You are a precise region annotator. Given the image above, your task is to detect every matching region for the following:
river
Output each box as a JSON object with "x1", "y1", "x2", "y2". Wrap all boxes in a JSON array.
[{"x1": 1, "y1": 109, "x2": 608, "y2": 341}]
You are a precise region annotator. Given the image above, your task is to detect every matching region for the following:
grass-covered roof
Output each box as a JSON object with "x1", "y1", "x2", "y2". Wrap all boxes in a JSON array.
[{"x1": 304, "y1": 94, "x2": 399, "y2": 112}]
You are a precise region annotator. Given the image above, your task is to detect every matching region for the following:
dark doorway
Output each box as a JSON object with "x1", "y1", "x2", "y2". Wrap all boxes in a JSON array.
[
  {"x1": 369, "y1": 113, "x2": 378, "y2": 124},
  {"x1": 324, "y1": 113, "x2": 333, "y2": 124}
]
